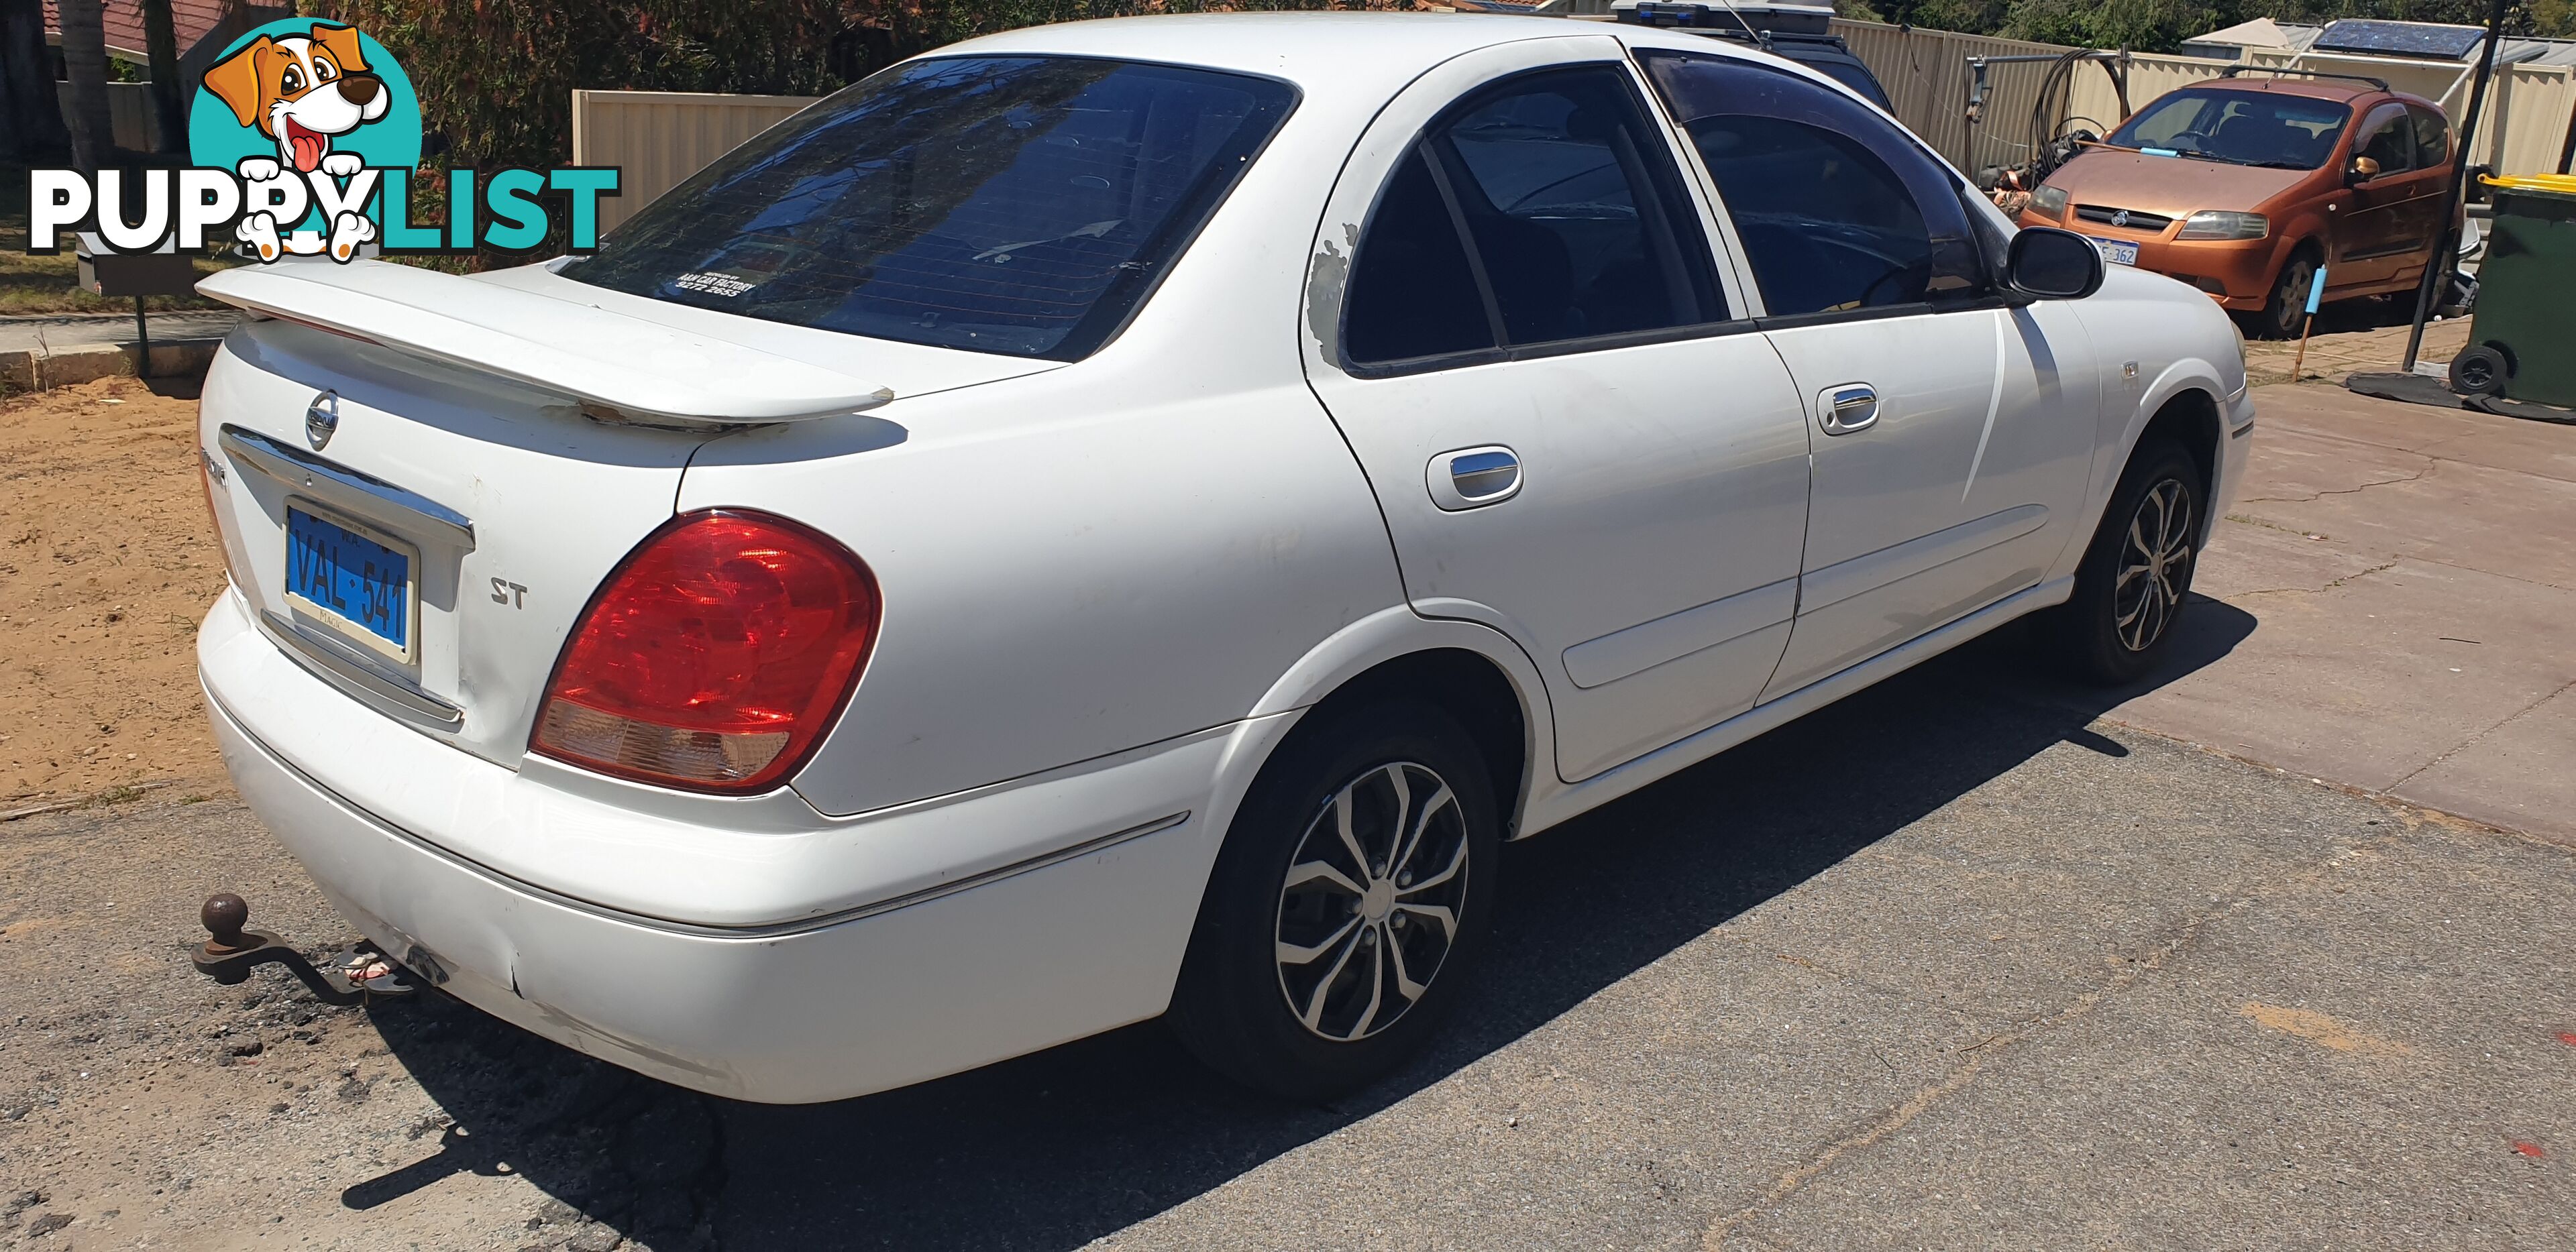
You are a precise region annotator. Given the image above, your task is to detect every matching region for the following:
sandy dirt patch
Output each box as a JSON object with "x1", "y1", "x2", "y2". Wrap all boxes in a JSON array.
[{"x1": 1, "y1": 377, "x2": 229, "y2": 804}]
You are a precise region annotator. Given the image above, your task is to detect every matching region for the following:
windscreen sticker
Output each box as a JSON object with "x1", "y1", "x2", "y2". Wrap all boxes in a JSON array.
[{"x1": 672, "y1": 271, "x2": 757, "y2": 297}]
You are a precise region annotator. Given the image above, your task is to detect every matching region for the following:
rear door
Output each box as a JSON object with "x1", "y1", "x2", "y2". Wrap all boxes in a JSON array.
[
  {"x1": 1637, "y1": 50, "x2": 2098, "y2": 699},
  {"x1": 2398, "y1": 105, "x2": 2457, "y2": 286},
  {"x1": 1303, "y1": 38, "x2": 1813, "y2": 781},
  {"x1": 2337, "y1": 102, "x2": 2426, "y2": 286}
]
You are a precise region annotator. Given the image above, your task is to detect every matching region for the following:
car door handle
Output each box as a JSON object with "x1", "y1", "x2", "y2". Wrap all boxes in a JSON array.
[
  {"x1": 1819, "y1": 384, "x2": 1878, "y2": 435},
  {"x1": 1426, "y1": 446, "x2": 1521, "y2": 511}
]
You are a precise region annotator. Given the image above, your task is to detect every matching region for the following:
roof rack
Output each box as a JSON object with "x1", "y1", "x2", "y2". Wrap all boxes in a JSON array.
[
  {"x1": 2218, "y1": 66, "x2": 2392, "y2": 91},
  {"x1": 1612, "y1": 1, "x2": 1835, "y2": 36}
]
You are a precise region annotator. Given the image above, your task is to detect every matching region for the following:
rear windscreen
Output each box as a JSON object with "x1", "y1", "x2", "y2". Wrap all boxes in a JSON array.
[
  {"x1": 1805, "y1": 58, "x2": 1892, "y2": 112},
  {"x1": 565, "y1": 56, "x2": 1297, "y2": 360}
]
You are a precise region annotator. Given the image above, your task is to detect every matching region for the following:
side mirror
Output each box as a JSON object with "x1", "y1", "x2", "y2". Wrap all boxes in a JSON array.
[
  {"x1": 2006, "y1": 227, "x2": 2104, "y2": 300},
  {"x1": 2347, "y1": 155, "x2": 2381, "y2": 183}
]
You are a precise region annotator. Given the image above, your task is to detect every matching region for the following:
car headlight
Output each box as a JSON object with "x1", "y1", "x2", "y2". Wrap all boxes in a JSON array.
[
  {"x1": 2177, "y1": 210, "x2": 2269, "y2": 241},
  {"x1": 2029, "y1": 184, "x2": 2070, "y2": 218}
]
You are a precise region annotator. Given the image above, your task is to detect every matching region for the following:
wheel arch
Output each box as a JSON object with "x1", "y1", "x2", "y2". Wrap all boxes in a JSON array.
[
  {"x1": 2137, "y1": 386, "x2": 2224, "y2": 524},
  {"x1": 2269, "y1": 229, "x2": 2327, "y2": 282},
  {"x1": 2092, "y1": 355, "x2": 2231, "y2": 557},
  {"x1": 1248, "y1": 607, "x2": 1552, "y2": 838}
]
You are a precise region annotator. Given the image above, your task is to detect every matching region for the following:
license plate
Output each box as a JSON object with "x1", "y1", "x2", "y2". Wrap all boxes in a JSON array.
[
  {"x1": 2089, "y1": 237, "x2": 2140, "y2": 266},
  {"x1": 284, "y1": 504, "x2": 417, "y2": 664}
]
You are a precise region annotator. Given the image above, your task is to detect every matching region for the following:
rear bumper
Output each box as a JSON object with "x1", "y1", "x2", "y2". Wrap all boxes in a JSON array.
[{"x1": 201, "y1": 589, "x2": 1272, "y2": 1102}]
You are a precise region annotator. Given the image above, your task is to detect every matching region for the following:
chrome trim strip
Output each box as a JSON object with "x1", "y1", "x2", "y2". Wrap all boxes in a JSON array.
[
  {"x1": 219, "y1": 426, "x2": 476, "y2": 551},
  {"x1": 258, "y1": 608, "x2": 464, "y2": 727},
  {"x1": 212, "y1": 687, "x2": 1190, "y2": 939},
  {"x1": 1798, "y1": 504, "x2": 2050, "y2": 614},
  {"x1": 1563, "y1": 575, "x2": 1796, "y2": 689}
]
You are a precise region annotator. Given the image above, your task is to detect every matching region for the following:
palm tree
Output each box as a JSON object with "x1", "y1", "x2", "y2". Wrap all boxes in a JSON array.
[
  {"x1": 144, "y1": 0, "x2": 184, "y2": 153},
  {"x1": 0, "y1": 0, "x2": 72, "y2": 165},
  {"x1": 57, "y1": 0, "x2": 117, "y2": 172}
]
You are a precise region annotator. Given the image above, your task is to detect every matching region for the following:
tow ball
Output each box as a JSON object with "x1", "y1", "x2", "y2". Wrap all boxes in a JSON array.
[{"x1": 191, "y1": 892, "x2": 419, "y2": 1005}]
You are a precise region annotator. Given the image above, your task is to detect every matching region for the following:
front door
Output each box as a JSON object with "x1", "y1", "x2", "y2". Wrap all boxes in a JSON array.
[
  {"x1": 1303, "y1": 39, "x2": 1813, "y2": 781},
  {"x1": 1634, "y1": 49, "x2": 2099, "y2": 699}
]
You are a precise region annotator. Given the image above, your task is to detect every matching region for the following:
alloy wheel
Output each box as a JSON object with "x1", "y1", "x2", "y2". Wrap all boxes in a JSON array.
[
  {"x1": 2270, "y1": 258, "x2": 2314, "y2": 338},
  {"x1": 1273, "y1": 761, "x2": 1470, "y2": 1042},
  {"x1": 2114, "y1": 477, "x2": 2194, "y2": 652}
]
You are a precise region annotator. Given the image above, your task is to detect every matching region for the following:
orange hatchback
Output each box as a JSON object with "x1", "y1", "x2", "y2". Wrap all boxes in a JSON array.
[{"x1": 2015, "y1": 70, "x2": 2453, "y2": 337}]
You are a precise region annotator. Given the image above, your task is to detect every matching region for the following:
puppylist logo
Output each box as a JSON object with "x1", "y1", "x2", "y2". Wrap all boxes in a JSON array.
[{"x1": 25, "y1": 19, "x2": 618, "y2": 263}]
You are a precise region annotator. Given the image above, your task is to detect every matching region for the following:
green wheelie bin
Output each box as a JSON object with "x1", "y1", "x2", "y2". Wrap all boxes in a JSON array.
[{"x1": 2450, "y1": 175, "x2": 2576, "y2": 408}]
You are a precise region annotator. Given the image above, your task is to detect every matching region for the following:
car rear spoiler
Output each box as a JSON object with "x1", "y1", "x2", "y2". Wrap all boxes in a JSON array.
[{"x1": 197, "y1": 260, "x2": 894, "y2": 427}]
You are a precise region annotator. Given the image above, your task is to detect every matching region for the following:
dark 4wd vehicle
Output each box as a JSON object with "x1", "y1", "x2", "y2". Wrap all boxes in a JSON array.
[{"x1": 1612, "y1": 0, "x2": 1893, "y2": 111}]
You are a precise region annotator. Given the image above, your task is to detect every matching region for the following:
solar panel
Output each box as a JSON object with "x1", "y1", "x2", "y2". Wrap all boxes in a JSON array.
[{"x1": 2312, "y1": 19, "x2": 2487, "y2": 61}]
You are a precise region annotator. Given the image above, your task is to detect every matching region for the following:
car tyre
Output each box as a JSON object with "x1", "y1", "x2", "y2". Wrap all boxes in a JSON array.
[
  {"x1": 2048, "y1": 438, "x2": 2204, "y2": 685},
  {"x1": 1169, "y1": 699, "x2": 1501, "y2": 1102},
  {"x1": 2258, "y1": 250, "x2": 2318, "y2": 340}
]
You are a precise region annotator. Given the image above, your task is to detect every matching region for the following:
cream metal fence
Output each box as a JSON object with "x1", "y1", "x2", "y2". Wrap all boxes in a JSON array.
[
  {"x1": 557, "y1": 26, "x2": 2574, "y2": 235},
  {"x1": 1829, "y1": 21, "x2": 2071, "y2": 174},
  {"x1": 1832, "y1": 19, "x2": 2576, "y2": 177},
  {"x1": 570, "y1": 89, "x2": 822, "y2": 235}
]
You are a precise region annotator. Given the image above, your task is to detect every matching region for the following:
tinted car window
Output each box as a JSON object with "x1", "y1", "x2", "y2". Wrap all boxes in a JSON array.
[
  {"x1": 2409, "y1": 107, "x2": 2451, "y2": 166},
  {"x1": 2108, "y1": 88, "x2": 2351, "y2": 170},
  {"x1": 1342, "y1": 65, "x2": 1724, "y2": 367},
  {"x1": 1801, "y1": 56, "x2": 1894, "y2": 111},
  {"x1": 1639, "y1": 51, "x2": 1982, "y2": 318},
  {"x1": 2355, "y1": 104, "x2": 2414, "y2": 172},
  {"x1": 1436, "y1": 68, "x2": 1722, "y2": 345},
  {"x1": 1344, "y1": 150, "x2": 1495, "y2": 365},
  {"x1": 567, "y1": 56, "x2": 1295, "y2": 361}
]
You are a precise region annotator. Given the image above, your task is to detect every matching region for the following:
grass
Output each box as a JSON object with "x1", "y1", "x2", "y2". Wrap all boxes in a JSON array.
[
  {"x1": 76, "y1": 783, "x2": 152, "y2": 809},
  {"x1": 1, "y1": 201, "x2": 239, "y2": 316}
]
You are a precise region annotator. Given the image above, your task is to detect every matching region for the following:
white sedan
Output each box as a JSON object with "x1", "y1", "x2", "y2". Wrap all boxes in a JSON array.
[{"x1": 195, "y1": 13, "x2": 2251, "y2": 1102}]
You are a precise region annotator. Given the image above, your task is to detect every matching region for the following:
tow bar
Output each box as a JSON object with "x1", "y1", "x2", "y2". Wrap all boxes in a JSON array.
[{"x1": 191, "y1": 892, "x2": 420, "y2": 1005}]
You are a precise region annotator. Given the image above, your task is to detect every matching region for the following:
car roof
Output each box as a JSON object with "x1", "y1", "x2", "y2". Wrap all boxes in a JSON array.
[
  {"x1": 942, "y1": 12, "x2": 1801, "y2": 98},
  {"x1": 2173, "y1": 75, "x2": 2438, "y2": 112}
]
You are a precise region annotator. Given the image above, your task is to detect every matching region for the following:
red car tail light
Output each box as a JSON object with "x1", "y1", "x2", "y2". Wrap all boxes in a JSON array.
[{"x1": 531, "y1": 509, "x2": 881, "y2": 793}]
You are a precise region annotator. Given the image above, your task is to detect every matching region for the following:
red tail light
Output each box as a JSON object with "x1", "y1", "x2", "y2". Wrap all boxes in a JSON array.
[{"x1": 531, "y1": 509, "x2": 881, "y2": 793}]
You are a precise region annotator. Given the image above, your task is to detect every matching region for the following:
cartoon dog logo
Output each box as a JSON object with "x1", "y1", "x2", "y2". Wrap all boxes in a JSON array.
[{"x1": 201, "y1": 23, "x2": 388, "y2": 261}]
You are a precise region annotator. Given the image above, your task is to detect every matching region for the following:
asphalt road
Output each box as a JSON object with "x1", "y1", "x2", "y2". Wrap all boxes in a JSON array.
[{"x1": 3, "y1": 628, "x2": 2571, "y2": 1251}]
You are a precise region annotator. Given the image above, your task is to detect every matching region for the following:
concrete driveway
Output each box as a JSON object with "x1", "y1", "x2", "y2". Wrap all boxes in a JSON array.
[
  {"x1": 1, "y1": 380, "x2": 2569, "y2": 1251},
  {"x1": 2108, "y1": 383, "x2": 2576, "y2": 844}
]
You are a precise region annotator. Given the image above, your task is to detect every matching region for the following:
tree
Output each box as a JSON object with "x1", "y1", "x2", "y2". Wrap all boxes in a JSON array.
[
  {"x1": 56, "y1": 0, "x2": 117, "y2": 172},
  {"x1": 0, "y1": 0, "x2": 72, "y2": 165},
  {"x1": 144, "y1": 0, "x2": 184, "y2": 153},
  {"x1": 319, "y1": 0, "x2": 851, "y2": 173}
]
